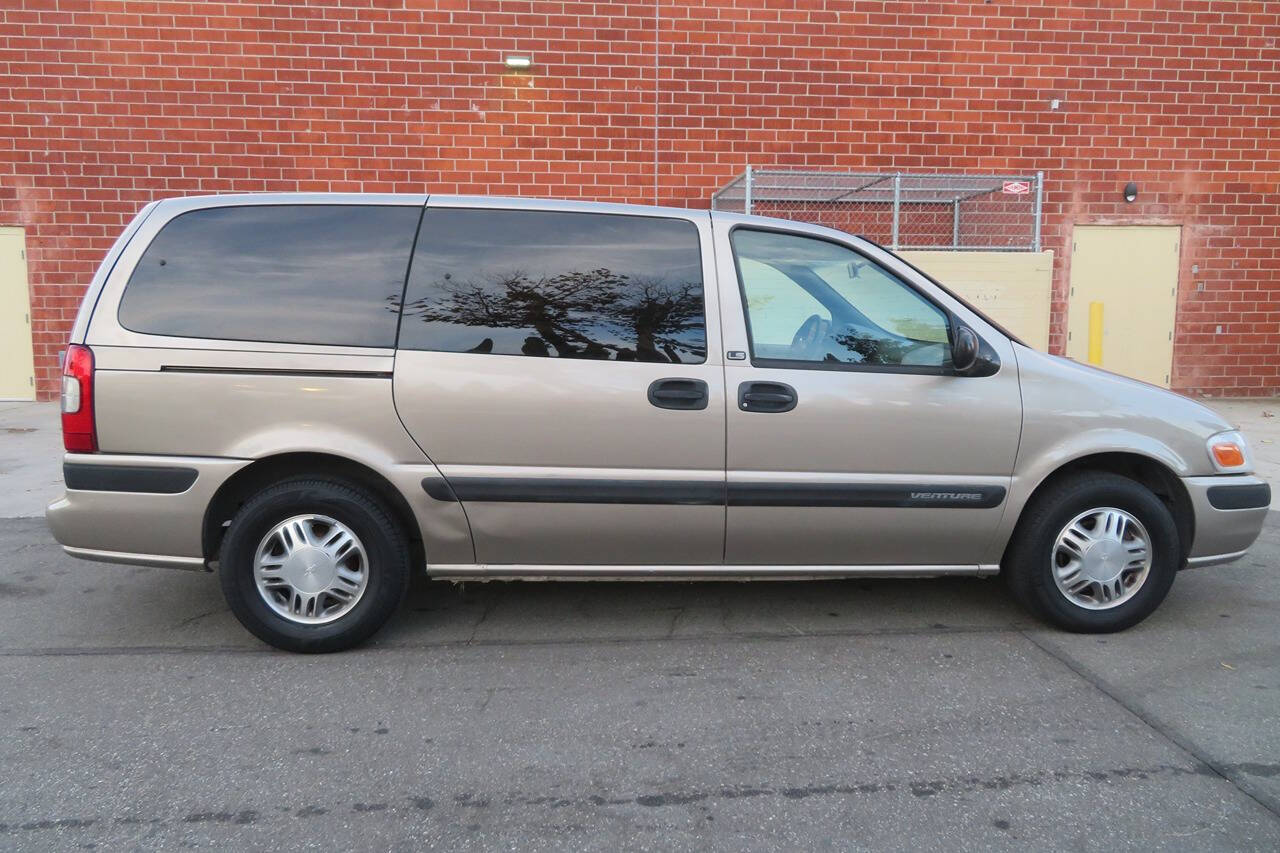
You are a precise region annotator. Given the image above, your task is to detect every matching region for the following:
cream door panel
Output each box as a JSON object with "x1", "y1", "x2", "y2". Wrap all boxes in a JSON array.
[
  {"x1": 0, "y1": 227, "x2": 35, "y2": 400},
  {"x1": 901, "y1": 250, "x2": 1053, "y2": 351},
  {"x1": 1066, "y1": 225, "x2": 1179, "y2": 387}
]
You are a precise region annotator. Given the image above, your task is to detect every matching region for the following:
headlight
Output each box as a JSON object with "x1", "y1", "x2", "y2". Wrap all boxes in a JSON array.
[{"x1": 1206, "y1": 430, "x2": 1253, "y2": 473}]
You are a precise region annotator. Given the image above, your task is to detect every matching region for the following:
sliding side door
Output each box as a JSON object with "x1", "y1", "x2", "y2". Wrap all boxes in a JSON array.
[{"x1": 393, "y1": 200, "x2": 726, "y2": 568}]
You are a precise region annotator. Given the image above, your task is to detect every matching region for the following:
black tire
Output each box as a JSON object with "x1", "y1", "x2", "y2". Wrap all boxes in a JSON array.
[
  {"x1": 1003, "y1": 472, "x2": 1180, "y2": 633},
  {"x1": 218, "y1": 478, "x2": 410, "y2": 653}
]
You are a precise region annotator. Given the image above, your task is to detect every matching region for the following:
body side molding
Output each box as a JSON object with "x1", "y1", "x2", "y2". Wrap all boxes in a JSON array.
[
  {"x1": 425, "y1": 477, "x2": 724, "y2": 505},
  {"x1": 1205, "y1": 482, "x2": 1271, "y2": 511},
  {"x1": 64, "y1": 463, "x2": 198, "y2": 494},
  {"x1": 422, "y1": 476, "x2": 1005, "y2": 509}
]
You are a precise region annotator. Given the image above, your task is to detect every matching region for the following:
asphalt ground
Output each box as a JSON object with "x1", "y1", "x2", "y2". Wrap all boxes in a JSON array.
[{"x1": 0, "y1": 512, "x2": 1277, "y2": 851}]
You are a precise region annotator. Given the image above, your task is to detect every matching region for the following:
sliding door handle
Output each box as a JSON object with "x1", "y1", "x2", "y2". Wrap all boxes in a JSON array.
[{"x1": 648, "y1": 378, "x2": 709, "y2": 411}]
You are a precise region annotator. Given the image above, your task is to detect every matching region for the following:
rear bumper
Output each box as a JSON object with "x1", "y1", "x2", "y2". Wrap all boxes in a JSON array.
[
  {"x1": 46, "y1": 454, "x2": 249, "y2": 570},
  {"x1": 1182, "y1": 474, "x2": 1270, "y2": 568}
]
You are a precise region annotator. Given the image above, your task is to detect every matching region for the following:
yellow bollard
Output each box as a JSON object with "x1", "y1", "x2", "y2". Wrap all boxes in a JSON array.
[{"x1": 1087, "y1": 301, "x2": 1103, "y2": 365}]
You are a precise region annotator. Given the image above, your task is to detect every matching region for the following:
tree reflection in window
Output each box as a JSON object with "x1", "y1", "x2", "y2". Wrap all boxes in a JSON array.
[
  {"x1": 402, "y1": 268, "x2": 704, "y2": 363},
  {"x1": 827, "y1": 328, "x2": 911, "y2": 365},
  {"x1": 397, "y1": 209, "x2": 707, "y2": 364}
]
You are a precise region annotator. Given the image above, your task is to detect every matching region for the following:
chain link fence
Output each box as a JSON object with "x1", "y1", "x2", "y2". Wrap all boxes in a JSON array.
[{"x1": 711, "y1": 169, "x2": 1044, "y2": 251}]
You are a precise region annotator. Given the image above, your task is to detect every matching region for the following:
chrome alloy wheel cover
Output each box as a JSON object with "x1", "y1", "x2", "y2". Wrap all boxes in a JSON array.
[
  {"x1": 254, "y1": 514, "x2": 369, "y2": 624},
  {"x1": 1051, "y1": 507, "x2": 1152, "y2": 610}
]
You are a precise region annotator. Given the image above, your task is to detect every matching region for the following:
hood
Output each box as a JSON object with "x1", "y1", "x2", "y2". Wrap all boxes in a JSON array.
[{"x1": 1018, "y1": 347, "x2": 1233, "y2": 437}]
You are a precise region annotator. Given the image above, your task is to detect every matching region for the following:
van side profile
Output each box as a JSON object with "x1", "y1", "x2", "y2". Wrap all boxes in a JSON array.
[{"x1": 47, "y1": 194, "x2": 1270, "y2": 652}]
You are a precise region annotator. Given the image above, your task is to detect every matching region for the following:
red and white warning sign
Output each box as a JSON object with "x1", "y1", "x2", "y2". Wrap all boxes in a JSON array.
[{"x1": 1002, "y1": 180, "x2": 1031, "y2": 195}]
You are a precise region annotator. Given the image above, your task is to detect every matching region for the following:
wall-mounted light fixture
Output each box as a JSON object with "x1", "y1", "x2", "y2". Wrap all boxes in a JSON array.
[
  {"x1": 1123, "y1": 181, "x2": 1138, "y2": 203},
  {"x1": 504, "y1": 55, "x2": 533, "y2": 70}
]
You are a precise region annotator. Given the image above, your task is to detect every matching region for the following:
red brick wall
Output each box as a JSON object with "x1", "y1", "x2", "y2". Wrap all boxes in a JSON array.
[{"x1": 3, "y1": 1, "x2": 1277, "y2": 398}]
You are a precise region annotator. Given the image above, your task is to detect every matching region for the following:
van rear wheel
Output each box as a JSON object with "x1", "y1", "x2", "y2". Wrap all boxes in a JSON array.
[
  {"x1": 1003, "y1": 472, "x2": 1180, "y2": 633},
  {"x1": 218, "y1": 478, "x2": 410, "y2": 653}
]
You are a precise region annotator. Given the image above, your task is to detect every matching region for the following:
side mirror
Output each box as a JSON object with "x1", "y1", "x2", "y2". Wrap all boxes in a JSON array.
[{"x1": 952, "y1": 325, "x2": 979, "y2": 373}]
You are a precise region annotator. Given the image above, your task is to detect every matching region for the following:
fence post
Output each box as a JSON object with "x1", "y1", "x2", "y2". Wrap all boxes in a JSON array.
[
  {"x1": 952, "y1": 201, "x2": 960, "y2": 248},
  {"x1": 1032, "y1": 170, "x2": 1044, "y2": 251},
  {"x1": 891, "y1": 173, "x2": 901, "y2": 250},
  {"x1": 743, "y1": 165, "x2": 753, "y2": 216}
]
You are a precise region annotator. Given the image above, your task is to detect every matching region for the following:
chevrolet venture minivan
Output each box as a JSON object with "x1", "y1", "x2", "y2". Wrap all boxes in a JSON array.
[{"x1": 47, "y1": 194, "x2": 1270, "y2": 652}]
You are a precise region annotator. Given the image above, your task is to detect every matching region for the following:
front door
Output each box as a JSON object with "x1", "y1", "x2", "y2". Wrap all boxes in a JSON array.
[
  {"x1": 393, "y1": 201, "x2": 726, "y2": 566},
  {"x1": 714, "y1": 218, "x2": 1022, "y2": 568},
  {"x1": 1066, "y1": 225, "x2": 1180, "y2": 386}
]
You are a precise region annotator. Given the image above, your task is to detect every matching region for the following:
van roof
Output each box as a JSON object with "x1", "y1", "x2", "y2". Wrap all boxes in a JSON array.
[{"x1": 147, "y1": 192, "x2": 800, "y2": 228}]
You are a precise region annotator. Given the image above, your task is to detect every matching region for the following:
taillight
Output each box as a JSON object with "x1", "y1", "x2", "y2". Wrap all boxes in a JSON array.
[{"x1": 61, "y1": 344, "x2": 97, "y2": 453}]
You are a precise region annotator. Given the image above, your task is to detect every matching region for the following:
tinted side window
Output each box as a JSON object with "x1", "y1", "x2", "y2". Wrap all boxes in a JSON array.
[
  {"x1": 398, "y1": 209, "x2": 706, "y2": 363},
  {"x1": 731, "y1": 228, "x2": 951, "y2": 369},
  {"x1": 119, "y1": 205, "x2": 421, "y2": 347}
]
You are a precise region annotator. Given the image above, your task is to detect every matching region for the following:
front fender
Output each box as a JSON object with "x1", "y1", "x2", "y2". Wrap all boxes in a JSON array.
[
  {"x1": 988, "y1": 346, "x2": 1231, "y2": 564},
  {"x1": 984, "y1": 432, "x2": 1190, "y2": 566}
]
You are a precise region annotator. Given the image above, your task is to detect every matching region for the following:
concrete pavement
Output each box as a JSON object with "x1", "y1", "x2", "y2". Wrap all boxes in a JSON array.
[
  {"x1": 0, "y1": 402, "x2": 62, "y2": 519},
  {"x1": 1, "y1": 397, "x2": 1278, "y2": 849},
  {"x1": 0, "y1": 519, "x2": 1278, "y2": 849}
]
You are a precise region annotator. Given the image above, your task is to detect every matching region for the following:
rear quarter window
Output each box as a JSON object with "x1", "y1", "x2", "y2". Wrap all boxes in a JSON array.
[{"x1": 118, "y1": 204, "x2": 421, "y2": 347}]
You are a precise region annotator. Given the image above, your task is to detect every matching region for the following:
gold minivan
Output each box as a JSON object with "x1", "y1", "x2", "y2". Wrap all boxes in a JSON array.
[{"x1": 47, "y1": 194, "x2": 1270, "y2": 652}]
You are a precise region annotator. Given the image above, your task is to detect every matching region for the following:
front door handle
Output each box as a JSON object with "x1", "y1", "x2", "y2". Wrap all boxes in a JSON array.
[
  {"x1": 648, "y1": 378, "x2": 709, "y2": 411},
  {"x1": 738, "y1": 381, "x2": 797, "y2": 413}
]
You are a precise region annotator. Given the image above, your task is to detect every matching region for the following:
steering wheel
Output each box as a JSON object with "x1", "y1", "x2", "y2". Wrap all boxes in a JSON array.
[{"x1": 790, "y1": 314, "x2": 830, "y2": 360}]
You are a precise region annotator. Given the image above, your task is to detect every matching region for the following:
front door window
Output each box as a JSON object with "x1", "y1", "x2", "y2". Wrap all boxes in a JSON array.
[{"x1": 731, "y1": 229, "x2": 951, "y2": 369}]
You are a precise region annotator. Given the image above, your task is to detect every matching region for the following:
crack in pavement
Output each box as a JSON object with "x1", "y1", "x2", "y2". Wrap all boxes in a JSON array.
[
  {"x1": 174, "y1": 607, "x2": 228, "y2": 629},
  {"x1": 8, "y1": 758, "x2": 1274, "y2": 835},
  {"x1": 1020, "y1": 629, "x2": 1280, "y2": 821},
  {"x1": 465, "y1": 588, "x2": 504, "y2": 645},
  {"x1": 0, "y1": 623, "x2": 1024, "y2": 658}
]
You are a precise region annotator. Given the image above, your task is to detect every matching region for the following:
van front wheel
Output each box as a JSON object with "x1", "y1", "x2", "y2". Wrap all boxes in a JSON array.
[
  {"x1": 1003, "y1": 472, "x2": 1180, "y2": 632},
  {"x1": 218, "y1": 478, "x2": 410, "y2": 652}
]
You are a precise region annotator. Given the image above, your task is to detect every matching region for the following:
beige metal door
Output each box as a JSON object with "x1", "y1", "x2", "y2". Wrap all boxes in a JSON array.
[
  {"x1": 713, "y1": 217, "x2": 1023, "y2": 568},
  {"x1": 393, "y1": 200, "x2": 727, "y2": 566},
  {"x1": 1067, "y1": 225, "x2": 1180, "y2": 386},
  {"x1": 0, "y1": 227, "x2": 36, "y2": 400}
]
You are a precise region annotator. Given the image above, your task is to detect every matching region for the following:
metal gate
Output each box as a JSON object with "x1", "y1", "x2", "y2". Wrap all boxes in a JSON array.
[{"x1": 711, "y1": 168, "x2": 1044, "y2": 252}]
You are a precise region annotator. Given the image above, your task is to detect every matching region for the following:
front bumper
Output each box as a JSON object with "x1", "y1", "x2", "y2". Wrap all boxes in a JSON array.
[
  {"x1": 1182, "y1": 474, "x2": 1271, "y2": 568},
  {"x1": 46, "y1": 454, "x2": 249, "y2": 570}
]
